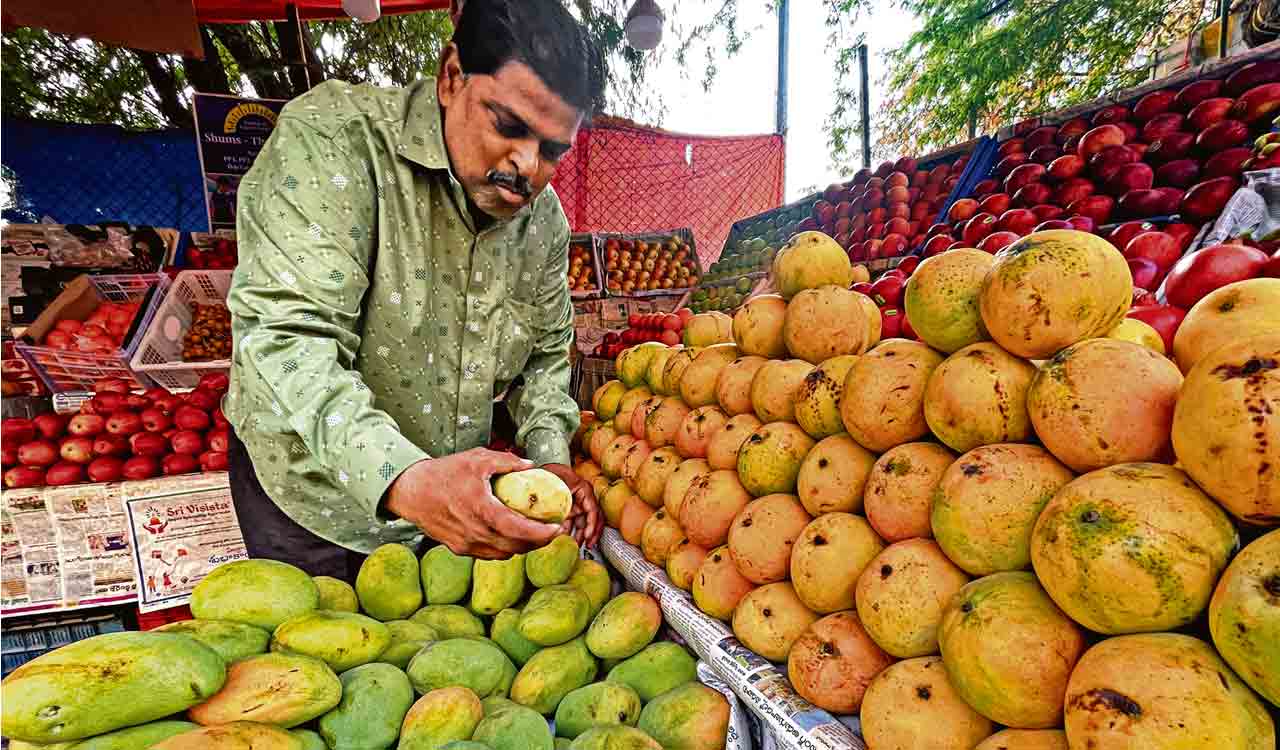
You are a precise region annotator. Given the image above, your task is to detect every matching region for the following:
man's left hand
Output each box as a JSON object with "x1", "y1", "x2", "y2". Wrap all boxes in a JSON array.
[{"x1": 541, "y1": 463, "x2": 602, "y2": 548}]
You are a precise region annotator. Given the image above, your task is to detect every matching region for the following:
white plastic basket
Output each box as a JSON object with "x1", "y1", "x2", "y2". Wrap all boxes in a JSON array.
[{"x1": 130, "y1": 270, "x2": 233, "y2": 390}]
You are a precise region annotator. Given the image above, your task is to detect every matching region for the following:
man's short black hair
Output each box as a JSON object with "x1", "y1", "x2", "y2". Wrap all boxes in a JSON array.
[{"x1": 452, "y1": 0, "x2": 605, "y2": 117}]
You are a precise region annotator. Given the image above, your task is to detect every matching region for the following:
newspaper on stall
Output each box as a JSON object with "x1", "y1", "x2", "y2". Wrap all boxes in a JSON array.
[
  {"x1": 600, "y1": 529, "x2": 866, "y2": 750},
  {"x1": 1, "y1": 483, "x2": 138, "y2": 614}
]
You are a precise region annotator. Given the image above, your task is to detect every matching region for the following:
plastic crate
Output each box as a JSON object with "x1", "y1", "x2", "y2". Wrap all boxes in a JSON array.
[
  {"x1": 130, "y1": 270, "x2": 233, "y2": 390},
  {"x1": 15, "y1": 274, "x2": 169, "y2": 392}
]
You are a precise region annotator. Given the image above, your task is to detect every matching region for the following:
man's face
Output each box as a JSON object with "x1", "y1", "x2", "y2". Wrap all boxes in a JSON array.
[{"x1": 438, "y1": 48, "x2": 582, "y2": 220}]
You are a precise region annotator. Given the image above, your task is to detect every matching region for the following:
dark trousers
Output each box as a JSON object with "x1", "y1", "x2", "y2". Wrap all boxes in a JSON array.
[{"x1": 228, "y1": 428, "x2": 367, "y2": 581}]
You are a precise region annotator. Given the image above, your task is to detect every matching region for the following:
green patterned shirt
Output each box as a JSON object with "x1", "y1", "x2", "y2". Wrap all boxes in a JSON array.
[{"x1": 225, "y1": 79, "x2": 578, "y2": 552}]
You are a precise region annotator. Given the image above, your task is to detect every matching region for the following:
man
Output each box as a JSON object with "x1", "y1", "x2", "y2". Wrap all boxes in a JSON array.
[{"x1": 224, "y1": 0, "x2": 603, "y2": 578}]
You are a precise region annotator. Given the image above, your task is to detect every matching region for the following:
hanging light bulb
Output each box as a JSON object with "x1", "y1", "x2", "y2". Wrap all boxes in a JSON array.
[
  {"x1": 624, "y1": 0, "x2": 664, "y2": 50},
  {"x1": 342, "y1": 0, "x2": 381, "y2": 23}
]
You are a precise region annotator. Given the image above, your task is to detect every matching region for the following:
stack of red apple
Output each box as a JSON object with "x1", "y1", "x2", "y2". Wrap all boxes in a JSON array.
[
  {"x1": 854, "y1": 256, "x2": 921, "y2": 340},
  {"x1": 801, "y1": 154, "x2": 971, "y2": 263},
  {"x1": 1, "y1": 373, "x2": 231, "y2": 490},
  {"x1": 39, "y1": 302, "x2": 143, "y2": 354},
  {"x1": 591, "y1": 309, "x2": 693, "y2": 358},
  {"x1": 923, "y1": 61, "x2": 1280, "y2": 258}
]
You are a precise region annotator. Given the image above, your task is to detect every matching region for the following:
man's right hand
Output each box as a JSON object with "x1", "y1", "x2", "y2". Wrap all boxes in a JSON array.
[{"x1": 384, "y1": 448, "x2": 560, "y2": 559}]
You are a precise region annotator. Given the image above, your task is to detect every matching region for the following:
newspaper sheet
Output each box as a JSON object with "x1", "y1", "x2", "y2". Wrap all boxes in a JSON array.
[
  {"x1": 2, "y1": 483, "x2": 137, "y2": 614},
  {"x1": 123, "y1": 473, "x2": 246, "y2": 613},
  {"x1": 601, "y1": 529, "x2": 865, "y2": 750}
]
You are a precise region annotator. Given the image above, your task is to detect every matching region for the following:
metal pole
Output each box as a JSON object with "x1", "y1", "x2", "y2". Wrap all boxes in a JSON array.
[
  {"x1": 1218, "y1": 0, "x2": 1230, "y2": 58},
  {"x1": 858, "y1": 43, "x2": 871, "y2": 169},
  {"x1": 775, "y1": 0, "x2": 789, "y2": 136},
  {"x1": 287, "y1": 4, "x2": 312, "y2": 90}
]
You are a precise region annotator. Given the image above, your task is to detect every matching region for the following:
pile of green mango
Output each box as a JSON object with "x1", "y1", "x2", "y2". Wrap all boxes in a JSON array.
[{"x1": 0, "y1": 538, "x2": 731, "y2": 750}]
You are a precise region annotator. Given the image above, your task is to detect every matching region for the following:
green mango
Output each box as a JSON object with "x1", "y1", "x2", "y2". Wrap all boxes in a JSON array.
[
  {"x1": 407, "y1": 638, "x2": 514, "y2": 698},
  {"x1": 556, "y1": 739, "x2": 574, "y2": 750},
  {"x1": 584, "y1": 593, "x2": 661, "y2": 660},
  {"x1": 411, "y1": 604, "x2": 486, "y2": 639},
  {"x1": 312, "y1": 575, "x2": 358, "y2": 612},
  {"x1": 188, "y1": 652, "x2": 340, "y2": 728},
  {"x1": 70, "y1": 720, "x2": 197, "y2": 750},
  {"x1": 399, "y1": 686, "x2": 484, "y2": 750},
  {"x1": 190, "y1": 559, "x2": 319, "y2": 630},
  {"x1": 569, "y1": 726, "x2": 662, "y2": 750},
  {"x1": 519, "y1": 586, "x2": 591, "y2": 646},
  {"x1": 154, "y1": 619, "x2": 269, "y2": 663},
  {"x1": 151, "y1": 722, "x2": 303, "y2": 749},
  {"x1": 421, "y1": 544, "x2": 475, "y2": 605},
  {"x1": 510, "y1": 637, "x2": 597, "y2": 715},
  {"x1": 442, "y1": 744, "x2": 494, "y2": 750},
  {"x1": 606, "y1": 642, "x2": 697, "y2": 703},
  {"x1": 0, "y1": 632, "x2": 225, "y2": 743},
  {"x1": 554, "y1": 682, "x2": 642, "y2": 739},
  {"x1": 564, "y1": 559, "x2": 612, "y2": 617},
  {"x1": 491, "y1": 608, "x2": 541, "y2": 665},
  {"x1": 496, "y1": 652, "x2": 518, "y2": 697},
  {"x1": 379, "y1": 619, "x2": 439, "y2": 669},
  {"x1": 526, "y1": 536, "x2": 579, "y2": 587},
  {"x1": 471, "y1": 704, "x2": 554, "y2": 750},
  {"x1": 470, "y1": 555, "x2": 527, "y2": 616},
  {"x1": 318, "y1": 662, "x2": 414, "y2": 749},
  {"x1": 356, "y1": 542, "x2": 424, "y2": 621},
  {"x1": 636, "y1": 683, "x2": 730, "y2": 750},
  {"x1": 483, "y1": 696, "x2": 519, "y2": 716},
  {"x1": 270, "y1": 610, "x2": 391, "y2": 672},
  {"x1": 290, "y1": 729, "x2": 327, "y2": 750}
]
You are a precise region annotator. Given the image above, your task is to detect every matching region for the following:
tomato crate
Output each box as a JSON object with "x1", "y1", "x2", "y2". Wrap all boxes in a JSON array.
[
  {"x1": 130, "y1": 270, "x2": 233, "y2": 390},
  {"x1": 15, "y1": 274, "x2": 170, "y2": 392}
]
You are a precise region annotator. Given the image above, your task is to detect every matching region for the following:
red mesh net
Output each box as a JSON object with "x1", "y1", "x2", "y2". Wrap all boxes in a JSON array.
[{"x1": 552, "y1": 117, "x2": 786, "y2": 269}]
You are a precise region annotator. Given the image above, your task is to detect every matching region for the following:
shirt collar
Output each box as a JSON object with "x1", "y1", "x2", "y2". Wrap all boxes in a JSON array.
[{"x1": 397, "y1": 78, "x2": 450, "y2": 171}]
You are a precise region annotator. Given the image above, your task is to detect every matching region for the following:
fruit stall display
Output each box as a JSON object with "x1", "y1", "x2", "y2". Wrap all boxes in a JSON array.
[
  {"x1": 567, "y1": 234, "x2": 603, "y2": 298},
  {"x1": 600, "y1": 230, "x2": 701, "y2": 296},
  {"x1": 1, "y1": 373, "x2": 231, "y2": 489},
  {"x1": 577, "y1": 228, "x2": 1278, "y2": 749},
  {"x1": 0, "y1": 479, "x2": 734, "y2": 749}
]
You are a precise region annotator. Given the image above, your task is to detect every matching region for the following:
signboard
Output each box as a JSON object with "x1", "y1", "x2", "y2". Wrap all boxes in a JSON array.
[{"x1": 193, "y1": 93, "x2": 288, "y2": 232}]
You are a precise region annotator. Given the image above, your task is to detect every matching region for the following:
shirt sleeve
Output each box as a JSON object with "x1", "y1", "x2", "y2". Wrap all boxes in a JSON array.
[
  {"x1": 229, "y1": 116, "x2": 429, "y2": 517},
  {"x1": 511, "y1": 217, "x2": 579, "y2": 466}
]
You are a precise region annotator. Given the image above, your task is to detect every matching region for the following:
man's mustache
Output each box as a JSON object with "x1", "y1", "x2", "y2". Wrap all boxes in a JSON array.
[{"x1": 486, "y1": 169, "x2": 532, "y2": 198}]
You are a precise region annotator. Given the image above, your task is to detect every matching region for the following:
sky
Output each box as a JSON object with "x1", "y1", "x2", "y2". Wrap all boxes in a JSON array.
[{"x1": 641, "y1": 0, "x2": 919, "y2": 201}]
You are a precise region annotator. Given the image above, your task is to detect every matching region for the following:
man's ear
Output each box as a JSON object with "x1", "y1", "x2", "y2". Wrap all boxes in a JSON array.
[{"x1": 437, "y1": 43, "x2": 464, "y2": 108}]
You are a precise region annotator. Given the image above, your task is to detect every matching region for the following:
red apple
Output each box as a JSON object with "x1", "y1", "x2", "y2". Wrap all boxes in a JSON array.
[
  {"x1": 1224, "y1": 60, "x2": 1280, "y2": 97},
  {"x1": 1154, "y1": 159, "x2": 1200, "y2": 188},
  {"x1": 1145, "y1": 132, "x2": 1196, "y2": 163},
  {"x1": 129, "y1": 432, "x2": 169, "y2": 458},
  {"x1": 1124, "y1": 231, "x2": 1183, "y2": 269},
  {"x1": 1014, "y1": 182, "x2": 1054, "y2": 207},
  {"x1": 961, "y1": 213, "x2": 999, "y2": 246},
  {"x1": 1127, "y1": 304, "x2": 1186, "y2": 354},
  {"x1": 1141, "y1": 112, "x2": 1186, "y2": 143},
  {"x1": 797, "y1": 217, "x2": 818, "y2": 233},
  {"x1": 1, "y1": 444, "x2": 16, "y2": 467},
  {"x1": 1091, "y1": 104, "x2": 1129, "y2": 126},
  {"x1": 1034, "y1": 219, "x2": 1074, "y2": 232},
  {"x1": 199, "y1": 451, "x2": 230, "y2": 472},
  {"x1": 1229, "y1": 82, "x2": 1280, "y2": 123},
  {"x1": 1127, "y1": 257, "x2": 1161, "y2": 289},
  {"x1": 660, "y1": 329, "x2": 681, "y2": 346},
  {"x1": 1132, "y1": 288, "x2": 1158, "y2": 306},
  {"x1": 1110, "y1": 221, "x2": 1159, "y2": 251},
  {"x1": 947, "y1": 199, "x2": 979, "y2": 223},
  {"x1": 998, "y1": 138, "x2": 1026, "y2": 157},
  {"x1": 1029, "y1": 145, "x2": 1061, "y2": 164},
  {"x1": 1133, "y1": 89, "x2": 1178, "y2": 121},
  {"x1": 979, "y1": 232, "x2": 1021, "y2": 253},
  {"x1": 878, "y1": 306, "x2": 903, "y2": 338},
  {"x1": 92, "y1": 435, "x2": 129, "y2": 457},
  {"x1": 67, "y1": 414, "x2": 106, "y2": 437},
  {"x1": 996, "y1": 156, "x2": 1029, "y2": 182},
  {"x1": 1175, "y1": 79, "x2": 1224, "y2": 111},
  {"x1": 1078, "y1": 125, "x2": 1126, "y2": 159},
  {"x1": 897, "y1": 256, "x2": 921, "y2": 275},
  {"x1": 89, "y1": 393, "x2": 125, "y2": 415},
  {"x1": 32, "y1": 413, "x2": 69, "y2": 440},
  {"x1": 996, "y1": 208, "x2": 1039, "y2": 236},
  {"x1": 4, "y1": 466, "x2": 46, "y2": 488},
  {"x1": 1025, "y1": 126, "x2": 1058, "y2": 150},
  {"x1": 163, "y1": 453, "x2": 201, "y2": 476},
  {"x1": 1163, "y1": 243, "x2": 1269, "y2": 308},
  {"x1": 59, "y1": 437, "x2": 94, "y2": 464},
  {"x1": 1067, "y1": 195, "x2": 1115, "y2": 225},
  {"x1": 1187, "y1": 97, "x2": 1235, "y2": 130},
  {"x1": 122, "y1": 456, "x2": 160, "y2": 480},
  {"x1": 876, "y1": 160, "x2": 895, "y2": 178},
  {"x1": 2, "y1": 418, "x2": 35, "y2": 446},
  {"x1": 140, "y1": 408, "x2": 171, "y2": 433},
  {"x1": 1028, "y1": 205, "x2": 1064, "y2": 223},
  {"x1": 1054, "y1": 177, "x2": 1097, "y2": 207},
  {"x1": 972, "y1": 179, "x2": 1000, "y2": 197},
  {"x1": 1154, "y1": 187, "x2": 1186, "y2": 215},
  {"x1": 1202, "y1": 147, "x2": 1253, "y2": 179},
  {"x1": 93, "y1": 378, "x2": 130, "y2": 394},
  {"x1": 1065, "y1": 215, "x2": 1096, "y2": 233},
  {"x1": 922, "y1": 234, "x2": 953, "y2": 257},
  {"x1": 1263, "y1": 252, "x2": 1280, "y2": 278},
  {"x1": 173, "y1": 405, "x2": 212, "y2": 431},
  {"x1": 979, "y1": 193, "x2": 1012, "y2": 216},
  {"x1": 881, "y1": 234, "x2": 909, "y2": 257},
  {"x1": 1090, "y1": 145, "x2": 1139, "y2": 181},
  {"x1": 1117, "y1": 189, "x2": 1172, "y2": 219},
  {"x1": 18, "y1": 440, "x2": 59, "y2": 467},
  {"x1": 813, "y1": 201, "x2": 835, "y2": 225},
  {"x1": 1163, "y1": 222, "x2": 1199, "y2": 251},
  {"x1": 926, "y1": 222, "x2": 953, "y2": 237},
  {"x1": 105, "y1": 411, "x2": 143, "y2": 437},
  {"x1": 124, "y1": 394, "x2": 150, "y2": 410},
  {"x1": 45, "y1": 461, "x2": 85, "y2": 486},
  {"x1": 1046, "y1": 154, "x2": 1086, "y2": 182},
  {"x1": 87, "y1": 456, "x2": 125, "y2": 483},
  {"x1": 1179, "y1": 177, "x2": 1239, "y2": 222},
  {"x1": 871, "y1": 274, "x2": 906, "y2": 307},
  {"x1": 1106, "y1": 162, "x2": 1154, "y2": 197},
  {"x1": 1197, "y1": 119, "x2": 1249, "y2": 151},
  {"x1": 151, "y1": 393, "x2": 183, "y2": 415}
]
